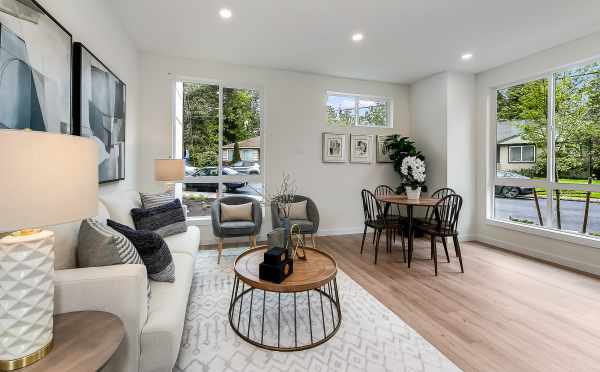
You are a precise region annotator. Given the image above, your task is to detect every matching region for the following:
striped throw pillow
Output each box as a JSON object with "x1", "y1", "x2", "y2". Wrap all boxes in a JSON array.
[
  {"x1": 77, "y1": 218, "x2": 151, "y2": 301},
  {"x1": 140, "y1": 191, "x2": 175, "y2": 209}
]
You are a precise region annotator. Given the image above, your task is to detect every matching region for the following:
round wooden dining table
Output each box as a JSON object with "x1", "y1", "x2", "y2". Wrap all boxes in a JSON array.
[{"x1": 376, "y1": 195, "x2": 440, "y2": 267}]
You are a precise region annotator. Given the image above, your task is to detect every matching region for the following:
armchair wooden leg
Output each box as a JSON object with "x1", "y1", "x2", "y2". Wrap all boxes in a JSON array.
[
  {"x1": 311, "y1": 234, "x2": 317, "y2": 249},
  {"x1": 217, "y1": 238, "x2": 224, "y2": 264},
  {"x1": 250, "y1": 234, "x2": 257, "y2": 248}
]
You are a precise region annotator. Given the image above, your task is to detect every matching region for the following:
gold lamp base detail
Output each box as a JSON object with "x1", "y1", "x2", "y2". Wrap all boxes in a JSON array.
[{"x1": 0, "y1": 340, "x2": 53, "y2": 371}]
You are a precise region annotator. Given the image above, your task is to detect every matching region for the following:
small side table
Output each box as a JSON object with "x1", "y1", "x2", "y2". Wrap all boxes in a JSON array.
[{"x1": 15, "y1": 311, "x2": 124, "y2": 372}]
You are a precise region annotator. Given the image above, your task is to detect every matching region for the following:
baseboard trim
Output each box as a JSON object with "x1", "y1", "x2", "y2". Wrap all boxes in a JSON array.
[{"x1": 475, "y1": 234, "x2": 600, "y2": 277}]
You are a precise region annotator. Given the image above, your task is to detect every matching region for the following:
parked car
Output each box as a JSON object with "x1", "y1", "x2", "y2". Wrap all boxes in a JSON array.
[
  {"x1": 495, "y1": 171, "x2": 534, "y2": 198},
  {"x1": 230, "y1": 161, "x2": 260, "y2": 175},
  {"x1": 184, "y1": 167, "x2": 247, "y2": 192}
]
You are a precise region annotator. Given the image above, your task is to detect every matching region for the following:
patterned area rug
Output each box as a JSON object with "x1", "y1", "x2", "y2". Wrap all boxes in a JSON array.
[{"x1": 174, "y1": 248, "x2": 461, "y2": 372}]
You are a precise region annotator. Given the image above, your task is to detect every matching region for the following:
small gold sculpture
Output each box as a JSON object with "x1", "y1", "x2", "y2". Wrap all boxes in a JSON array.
[{"x1": 289, "y1": 224, "x2": 307, "y2": 260}]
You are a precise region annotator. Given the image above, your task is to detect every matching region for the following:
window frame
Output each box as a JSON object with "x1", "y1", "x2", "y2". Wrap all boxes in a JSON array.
[
  {"x1": 171, "y1": 77, "x2": 266, "y2": 222},
  {"x1": 326, "y1": 91, "x2": 393, "y2": 128},
  {"x1": 487, "y1": 62, "x2": 600, "y2": 248},
  {"x1": 508, "y1": 144, "x2": 536, "y2": 163}
]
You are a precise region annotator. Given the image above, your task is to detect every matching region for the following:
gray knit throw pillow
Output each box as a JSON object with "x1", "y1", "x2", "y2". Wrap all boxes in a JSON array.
[{"x1": 130, "y1": 199, "x2": 187, "y2": 237}]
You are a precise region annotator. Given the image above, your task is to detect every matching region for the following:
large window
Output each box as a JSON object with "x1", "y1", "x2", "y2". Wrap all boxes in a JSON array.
[
  {"x1": 326, "y1": 92, "x2": 391, "y2": 128},
  {"x1": 491, "y1": 61, "x2": 600, "y2": 240},
  {"x1": 174, "y1": 81, "x2": 263, "y2": 218}
]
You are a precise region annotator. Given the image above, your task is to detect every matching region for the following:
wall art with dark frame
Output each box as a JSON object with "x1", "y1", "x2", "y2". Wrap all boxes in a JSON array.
[
  {"x1": 73, "y1": 42, "x2": 126, "y2": 184},
  {"x1": 0, "y1": 0, "x2": 72, "y2": 134}
]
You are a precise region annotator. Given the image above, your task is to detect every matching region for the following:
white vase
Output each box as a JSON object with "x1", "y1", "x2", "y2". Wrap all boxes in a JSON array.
[{"x1": 406, "y1": 187, "x2": 421, "y2": 200}]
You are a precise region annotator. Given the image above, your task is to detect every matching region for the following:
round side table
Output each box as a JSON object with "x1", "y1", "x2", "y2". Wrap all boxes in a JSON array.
[
  {"x1": 9, "y1": 311, "x2": 124, "y2": 372},
  {"x1": 229, "y1": 247, "x2": 341, "y2": 351}
]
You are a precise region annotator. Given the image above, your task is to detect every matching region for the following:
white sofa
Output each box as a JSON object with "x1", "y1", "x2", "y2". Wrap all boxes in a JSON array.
[{"x1": 48, "y1": 191, "x2": 199, "y2": 372}]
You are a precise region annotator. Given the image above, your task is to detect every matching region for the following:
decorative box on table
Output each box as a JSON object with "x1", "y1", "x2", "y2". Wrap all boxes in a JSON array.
[{"x1": 259, "y1": 247, "x2": 293, "y2": 284}]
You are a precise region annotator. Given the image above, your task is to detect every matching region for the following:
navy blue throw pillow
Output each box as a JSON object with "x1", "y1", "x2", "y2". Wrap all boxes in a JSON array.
[
  {"x1": 130, "y1": 199, "x2": 187, "y2": 237},
  {"x1": 107, "y1": 219, "x2": 175, "y2": 282}
]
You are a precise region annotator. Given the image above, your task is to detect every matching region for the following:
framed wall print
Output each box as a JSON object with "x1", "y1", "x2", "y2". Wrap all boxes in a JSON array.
[
  {"x1": 350, "y1": 134, "x2": 373, "y2": 163},
  {"x1": 73, "y1": 42, "x2": 127, "y2": 183},
  {"x1": 0, "y1": 0, "x2": 72, "y2": 134},
  {"x1": 376, "y1": 135, "x2": 394, "y2": 163},
  {"x1": 322, "y1": 133, "x2": 347, "y2": 163}
]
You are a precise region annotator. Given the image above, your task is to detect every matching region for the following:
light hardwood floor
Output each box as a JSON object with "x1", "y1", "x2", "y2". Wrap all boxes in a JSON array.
[{"x1": 313, "y1": 234, "x2": 600, "y2": 372}]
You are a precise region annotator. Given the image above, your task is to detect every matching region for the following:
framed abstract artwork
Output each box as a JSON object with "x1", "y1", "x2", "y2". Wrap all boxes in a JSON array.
[
  {"x1": 322, "y1": 133, "x2": 347, "y2": 163},
  {"x1": 376, "y1": 135, "x2": 394, "y2": 163},
  {"x1": 0, "y1": 0, "x2": 72, "y2": 134},
  {"x1": 350, "y1": 134, "x2": 373, "y2": 163},
  {"x1": 73, "y1": 42, "x2": 126, "y2": 183}
]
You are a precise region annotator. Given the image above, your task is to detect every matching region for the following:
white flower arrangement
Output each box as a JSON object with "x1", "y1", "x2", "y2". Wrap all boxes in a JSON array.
[{"x1": 400, "y1": 156, "x2": 426, "y2": 188}]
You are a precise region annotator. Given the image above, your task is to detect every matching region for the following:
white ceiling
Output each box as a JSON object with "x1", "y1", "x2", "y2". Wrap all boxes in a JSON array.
[{"x1": 107, "y1": 0, "x2": 600, "y2": 83}]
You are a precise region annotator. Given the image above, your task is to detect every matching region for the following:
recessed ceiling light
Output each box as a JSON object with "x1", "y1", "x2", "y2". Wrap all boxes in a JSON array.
[
  {"x1": 219, "y1": 8, "x2": 232, "y2": 19},
  {"x1": 461, "y1": 53, "x2": 473, "y2": 61},
  {"x1": 352, "y1": 33, "x2": 364, "y2": 42}
]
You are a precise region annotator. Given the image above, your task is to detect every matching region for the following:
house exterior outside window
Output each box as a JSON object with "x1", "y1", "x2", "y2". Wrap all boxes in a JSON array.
[{"x1": 496, "y1": 120, "x2": 536, "y2": 171}]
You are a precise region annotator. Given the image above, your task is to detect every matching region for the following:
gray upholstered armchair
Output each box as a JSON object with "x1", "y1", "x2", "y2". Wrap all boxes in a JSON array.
[
  {"x1": 271, "y1": 195, "x2": 320, "y2": 248},
  {"x1": 212, "y1": 196, "x2": 262, "y2": 263}
]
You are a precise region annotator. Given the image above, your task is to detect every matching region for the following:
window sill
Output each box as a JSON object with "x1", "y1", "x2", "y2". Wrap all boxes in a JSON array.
[{"x1": 485, "y1": 218, "x2": 600, "y2": 250}]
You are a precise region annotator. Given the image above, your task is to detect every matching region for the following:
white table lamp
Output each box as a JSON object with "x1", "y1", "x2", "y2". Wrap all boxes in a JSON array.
[
  {"x1": 154, "y1": 159, "x2": 184, "y2": 193},
  {"x1": 0, "y1": 130, "x2": 98, "y2": 370}
]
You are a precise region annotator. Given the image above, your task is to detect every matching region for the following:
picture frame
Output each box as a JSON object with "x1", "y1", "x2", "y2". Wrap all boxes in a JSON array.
[
  {"x1": 0, "y1": 0, "x2": 72, "y2": 134},
  {"x1": 376, "y1": 135, "x2": 394, "y2": 163},
  {"x1": 322, "y1": 133, "x2": 347, "y2": 163},
  {"x1": 350, "y1": 134, "x2": 373, "y2": 163},
  {"x1": 73, "y1": 42, "x2": 127, "y2": 183}
]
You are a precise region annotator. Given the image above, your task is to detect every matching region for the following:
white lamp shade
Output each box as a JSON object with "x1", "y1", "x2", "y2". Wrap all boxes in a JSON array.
[
  {"x1": 155, "y1": 159, "x2": 185, "y2": 181},
  {"x1": 0, "y1": 130, "x2": 98, "y2": 233}
]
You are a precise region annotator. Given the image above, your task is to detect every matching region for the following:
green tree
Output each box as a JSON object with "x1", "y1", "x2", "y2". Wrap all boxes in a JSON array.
[
  {"x1": 361, "y1": 103, "x2": 387, "y2": 126},
  {"x1": 182, "y1": 84, "x2": 260, "y2": 168},
  {"x1": 496, "y1": 65, "x2": 600, "y2": 179}
]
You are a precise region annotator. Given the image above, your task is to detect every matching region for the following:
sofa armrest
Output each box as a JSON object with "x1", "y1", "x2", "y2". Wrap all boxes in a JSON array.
[{"x1": 54, "y1": 264, "x2": 148, "y2": 372}]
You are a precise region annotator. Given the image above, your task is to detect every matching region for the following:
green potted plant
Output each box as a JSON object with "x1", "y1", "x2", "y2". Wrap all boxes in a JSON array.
[{"x1": 384, "y1": 135, "x2": 427, "y2": 195}]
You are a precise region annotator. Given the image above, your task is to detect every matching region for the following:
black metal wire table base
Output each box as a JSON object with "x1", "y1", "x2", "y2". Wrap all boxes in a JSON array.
[{"x1": 228, "y1": 276, "x2": 342, "y2": 352}]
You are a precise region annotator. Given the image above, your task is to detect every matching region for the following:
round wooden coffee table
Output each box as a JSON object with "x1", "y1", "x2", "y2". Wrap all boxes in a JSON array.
[{"x1": 229, "y1": 247, "x2": 341, "y2": 351}]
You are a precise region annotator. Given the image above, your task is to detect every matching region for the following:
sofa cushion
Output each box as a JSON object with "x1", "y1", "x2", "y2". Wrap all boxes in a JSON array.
[
  {"x1": 99, "y1": 191, "x2": 141, "y2": 228},
  {"x1": 141, "y1": 253, "x2": 193, "y2": 372},
  {"x1": 220, "y1": 202, "x2": 253, "y2": 222},
  {"x1": 107, "y1": 220, "x2": 175, "y2": 283},
  {"x1": 162, "y1": 225, "x2": 200, "y2": 257},
  {"x1": 131, "y1": 199, "x2": 187, "y2": 238},
  {"x1": 220, "y1": 221, "x2": 256, "y2": 236},
  {"x1": 287, "y1": 200, "x2": 308, "y2": 220},
  {"x1": 289, "y1": 219, "x2": 314, "y2": 233}
]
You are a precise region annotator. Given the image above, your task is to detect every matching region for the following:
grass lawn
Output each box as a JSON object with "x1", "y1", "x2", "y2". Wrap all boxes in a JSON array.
[{"x1": 532, "y1": 178, "x2": 600, "y2": 199}]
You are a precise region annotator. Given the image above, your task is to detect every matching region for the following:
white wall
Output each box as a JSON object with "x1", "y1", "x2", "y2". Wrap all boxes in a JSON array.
[
  {"x1": 410, "y1": 73, "x2": 447, "y2": 195},
  {"x1": 475, "y1": 30, "x2": 600, "y2": 275},
  {"x1": 138, "y1": 54, "x2": 409, "y2": 243},
  {"x1": 446, "y1": 72, "x2": 476, "y2": 235},
  {"x1": 410, "y1": 72, "x2": 476, "y2": 236},
  {"x1": 38, "y1": 0, "x2": 140, "y2": 195}
]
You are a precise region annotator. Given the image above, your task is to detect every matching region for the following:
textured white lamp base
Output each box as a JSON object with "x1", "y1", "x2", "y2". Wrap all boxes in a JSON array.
[{"x1": 0, "y1": 231, "x2": 54, "y2": 370}]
